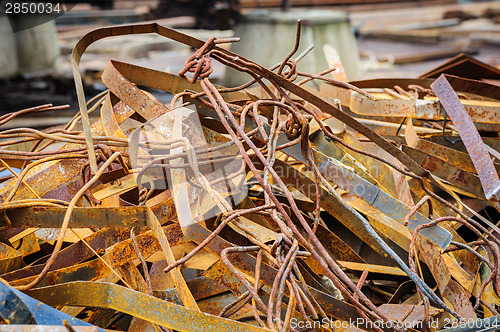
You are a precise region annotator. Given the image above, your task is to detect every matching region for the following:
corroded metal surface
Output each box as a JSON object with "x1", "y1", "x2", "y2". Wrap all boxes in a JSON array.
[
  {"x1": 0, "y1": 22, "x2": 499, "y2": 332},
  {"x1": 431, "y1": 75, "x2": 500, "y2": 201}
]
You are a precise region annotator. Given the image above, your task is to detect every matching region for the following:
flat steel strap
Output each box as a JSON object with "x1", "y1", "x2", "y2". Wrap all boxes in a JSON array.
[
  {"x1": 431, "y1": 75, "x2": 500, "y2": 201},
  {"x1": 26, "y1": 281, "x2": 270, "y2": 332}
]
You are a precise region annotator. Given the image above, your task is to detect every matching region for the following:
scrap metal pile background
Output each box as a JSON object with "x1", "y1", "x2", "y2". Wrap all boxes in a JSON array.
[{"x1": 1, "y1": 22, "x2": 500, "y2": 332}]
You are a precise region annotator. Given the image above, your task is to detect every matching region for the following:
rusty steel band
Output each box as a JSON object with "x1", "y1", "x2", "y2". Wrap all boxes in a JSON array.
[{"x1": 431, "y1": 75, "x2": 500, "y2": 201}]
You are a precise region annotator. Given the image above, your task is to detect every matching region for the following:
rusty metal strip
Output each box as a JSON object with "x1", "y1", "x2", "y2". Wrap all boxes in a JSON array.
[
  {"x1": 71, "y1": 23, "x2": 244, "y2": 168},
  {"x1": 309, "y1": 129, "x2": 390, "y2": 192},
  {"x1": 337, "y1": 131, "x2": 398, "y2": 197},
  {"x1": 357, "y1": 118, "x2": 447, "y2": 136},
  {"x1": 348, "y1": 78, "x2": 434, "y2": 90},
  {"x1": 189, "y1": 99, "x2": 452, "y2": 249},
  {"x1": 431, "y1": 75, "x2": 500, "y2": 201},
  {"x1": 425, "y1": 135, "x2": 500, "y2": 155},
  {"x1": 321, "y1": 83, "x2": 418, "y2": 118},
  {"x1": 0, "y1": 158, "x2": 87, "y2": 203},
  {"x1": 415, "y1": 236, "x2": 477, "y2": 319},
  {"x1": 443, "y1": 74, "x2": 500, "y2": 101},
  {"x1": 413, "y1": 138, "x2": 500, "y2": 176},
  {"x1": 336, "y1": 261, "x2": 406, "y2": 277},
  {"x1": 105, "y1": 60, "x2": 247, "y2": 102},
  {"x1": 441, "y1": 253, "x2": 475, "y2": 293},
  {"x1": 0, "y1": 241, "x2": 23, "y2": 275},
  {"x1": 6, "y1": 206, "x2": 148, "y2": 228},
  {"x1": 184, "y1": 276, "x2": 230, "y2": 301},
  {"x1": 146, "y1": 208, "x2": 200, "y2": 311},
  {"x1": 321, "y1": 78, "x2": 500, "y2": 123},
  {"x1": 403, "y1": 145, "x2": 485, "y2": 199},
  {"x1": 25, "y1": 281, "x2": 271, "y2": 332},
  {"x1": 340, "y1": 192, "x2": 412, "y2": 253},
  {"x1": 9, "y1": 224, "x2": 188, "y2": 288},
  {"x1": 1, "y1": 228, "x2": 130, "y2": 281},
  {"x1": 8, "y1": 257, "x2": 106, "y2": 288},
  {"x1": 477, "y1": 247, "x2": 499, "y2": 316},
  {"x1": 100, "y1": 92, "x2": 128, "y2": 139},
  {"x1": 102, "y1": 61, "x2": 169, "y2": 121}
]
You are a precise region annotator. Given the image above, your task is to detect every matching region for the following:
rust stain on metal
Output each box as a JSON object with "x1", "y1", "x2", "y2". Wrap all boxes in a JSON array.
[
  {"x1": 431, "y1": 74, "x2": 500, "y2": 201},
  {"x1": 1, "y1": 22, "x2": 500, "y2": 332}
]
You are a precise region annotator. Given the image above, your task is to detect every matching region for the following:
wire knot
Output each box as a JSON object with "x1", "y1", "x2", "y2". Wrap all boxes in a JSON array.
[{"x1": 178, "y1": 37, "x2": 217, "y2": 83}]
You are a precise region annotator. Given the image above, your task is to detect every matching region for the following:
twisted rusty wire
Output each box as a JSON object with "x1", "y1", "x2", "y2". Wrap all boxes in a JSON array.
[
  {"x1": 175, "y1": 37, "x2": 393, "y2": 330},
  {"x1": 1, "y1": 25, "x2": 497, "y2": 330}
]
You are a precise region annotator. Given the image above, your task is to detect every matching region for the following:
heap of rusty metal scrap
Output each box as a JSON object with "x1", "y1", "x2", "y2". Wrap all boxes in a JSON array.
[{"x1": 0, "y1": 22, "x2": 500, "y2": 332}]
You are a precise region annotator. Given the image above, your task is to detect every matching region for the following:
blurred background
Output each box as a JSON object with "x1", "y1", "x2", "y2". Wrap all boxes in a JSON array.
[{"x1": 1, "y1": 0, "x2": 499, "y2": 124}]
